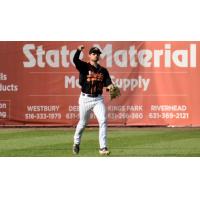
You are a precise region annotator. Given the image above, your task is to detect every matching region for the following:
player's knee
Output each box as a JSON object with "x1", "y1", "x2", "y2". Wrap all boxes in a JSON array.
[
  {"x1": 99, "y1": 119, "x2": 107, "y2": 127},
  {"x1": 78, "y1": 120, "x2": 87, "y2": 127}
]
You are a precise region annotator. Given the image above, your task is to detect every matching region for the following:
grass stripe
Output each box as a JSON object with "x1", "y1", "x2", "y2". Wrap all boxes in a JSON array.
[{"x1": 0, "y1": 128, "x2": 200, "y2": 156}]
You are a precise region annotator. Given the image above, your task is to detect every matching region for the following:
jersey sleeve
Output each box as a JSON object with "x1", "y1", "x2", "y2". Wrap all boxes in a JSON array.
[
  {"x1": 73, "y1": 50, "x2": 88, "y2": 73},
  {"x1": 103, "y1": 68, "x2": 112, "y2": 87}
]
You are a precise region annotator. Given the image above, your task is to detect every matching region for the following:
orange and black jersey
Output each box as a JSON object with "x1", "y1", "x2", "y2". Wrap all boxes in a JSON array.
[{"x1": 73, "y1": 49, "x2": 112, "y2": 95}]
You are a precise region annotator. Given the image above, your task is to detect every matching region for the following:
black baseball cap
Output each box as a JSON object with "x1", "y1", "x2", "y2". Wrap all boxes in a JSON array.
[{"x1": 89, "y1": 47, "x2": 102, "y2": 54}]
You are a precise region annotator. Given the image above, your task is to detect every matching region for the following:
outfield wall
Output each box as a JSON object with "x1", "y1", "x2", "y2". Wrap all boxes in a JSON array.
[{"x1": 0, "y1": 41, "x2": 199, "y2": 127}]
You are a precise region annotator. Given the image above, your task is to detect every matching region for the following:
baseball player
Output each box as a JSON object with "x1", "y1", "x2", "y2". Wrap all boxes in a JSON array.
[{"x1": 72, "y1": 45, "x2": 114, "y2": 155}]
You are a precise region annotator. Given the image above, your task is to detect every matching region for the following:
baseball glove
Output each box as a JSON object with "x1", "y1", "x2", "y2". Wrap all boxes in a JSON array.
[{"x1": 109, "y1": 85, "x2": 121, "y2": 100}]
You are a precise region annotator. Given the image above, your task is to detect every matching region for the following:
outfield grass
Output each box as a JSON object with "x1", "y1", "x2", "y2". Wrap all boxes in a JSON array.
[{"x1": 0, "y1": 127, "x2": 200, "y2": 156}]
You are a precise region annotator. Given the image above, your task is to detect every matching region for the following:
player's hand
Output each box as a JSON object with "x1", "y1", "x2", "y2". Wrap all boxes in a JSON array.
[
  {"x1": 107, "y1": 84, "x2": 114, "y2": 90},
  {"x1": 107, "y1": 84, "x2": 121, "y2": 100},
  {"x1": 78, "y1": 45, "x2": 85, "y2": 51}
]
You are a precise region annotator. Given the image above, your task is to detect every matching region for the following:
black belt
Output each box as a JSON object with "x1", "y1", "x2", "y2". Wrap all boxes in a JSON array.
[{"x1": 82, "y1": 93, "x2": 100, "y2": 97}]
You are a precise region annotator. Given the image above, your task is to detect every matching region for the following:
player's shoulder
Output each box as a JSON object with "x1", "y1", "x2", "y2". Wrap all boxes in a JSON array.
[{"x1": 98, "y1": 64, "x2": 109, "y2": 72}]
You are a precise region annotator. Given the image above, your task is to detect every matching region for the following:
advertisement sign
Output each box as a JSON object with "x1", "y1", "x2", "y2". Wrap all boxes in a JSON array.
[{"x1": 0, "y1": 41, "x2": 199, "y2": 126}]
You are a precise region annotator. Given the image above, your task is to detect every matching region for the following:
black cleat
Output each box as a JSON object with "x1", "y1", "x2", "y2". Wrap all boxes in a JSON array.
[
  {"x1": 73, "y1": 144, "x2": 80, "y2": 155},
  {"x1": 99, "y1": 147, "x2": 110, "y2": 155}
]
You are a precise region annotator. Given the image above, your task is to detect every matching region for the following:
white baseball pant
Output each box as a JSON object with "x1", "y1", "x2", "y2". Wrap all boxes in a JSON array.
[{"x1": 74, "y1": 93, "x2": 107, "y2": 149}]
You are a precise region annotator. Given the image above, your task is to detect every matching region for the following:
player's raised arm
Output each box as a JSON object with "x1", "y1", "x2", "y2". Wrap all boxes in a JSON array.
[{"x1": 73, "y1": 45, "x2": 87, "y2": 71}]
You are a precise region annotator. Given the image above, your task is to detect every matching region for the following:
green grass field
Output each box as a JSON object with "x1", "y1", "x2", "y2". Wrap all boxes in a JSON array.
[{"x1": 0, "y1": 127, "x2": 200, "y2": 156}]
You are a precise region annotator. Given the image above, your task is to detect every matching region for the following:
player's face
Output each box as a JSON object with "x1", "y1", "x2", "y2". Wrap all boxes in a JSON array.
[{"x1": 89, "y1": 53, "x2": 100, "y2": 62}]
